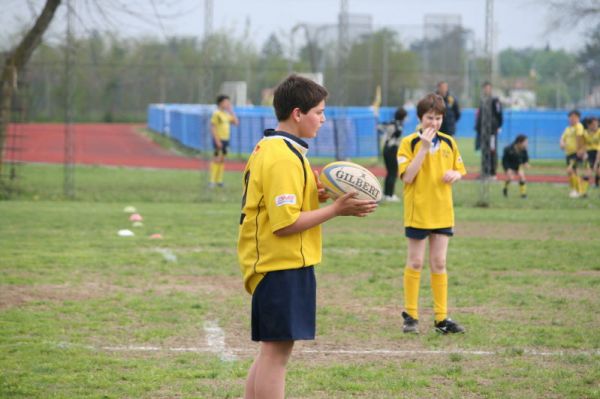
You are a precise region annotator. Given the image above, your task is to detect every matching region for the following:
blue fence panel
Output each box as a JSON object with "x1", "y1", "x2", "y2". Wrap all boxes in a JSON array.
[{"x1": 148, "y1": 104, "x2": 600, "y2": 160}]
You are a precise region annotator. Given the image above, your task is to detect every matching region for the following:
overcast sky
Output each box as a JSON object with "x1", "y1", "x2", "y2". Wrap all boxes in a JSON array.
[{"x1": 1, "y1": 0, "x2": 590, "y2": 52}]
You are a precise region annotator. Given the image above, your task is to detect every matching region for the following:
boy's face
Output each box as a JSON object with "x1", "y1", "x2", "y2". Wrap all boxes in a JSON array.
[
  {"x1": 589, "y1": 120, "x2": 598, "y2": 131},
  {"x1": 219, "y1": 99, "x2": 232, "y2": 111},
  {"x1": 297, "y1": 100, "x2": 326, "y2": 139},
  {"x1": 519, "y1": 139, "x2": 528, "y2": 149},
  {"x1": 420, "y1": 110, "x2": 443, "y2": 132},
  {"x1": 568, "y1": 114, "x2": 579, "y2": 126},
  {"x1": 437, "y1": 82, "x2": 448, "y2": 96}
]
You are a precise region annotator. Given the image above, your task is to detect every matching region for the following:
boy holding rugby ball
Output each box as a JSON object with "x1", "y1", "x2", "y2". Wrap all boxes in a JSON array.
[{"x1": 238, "y1": 75, "x2": 377, "y2": 399}]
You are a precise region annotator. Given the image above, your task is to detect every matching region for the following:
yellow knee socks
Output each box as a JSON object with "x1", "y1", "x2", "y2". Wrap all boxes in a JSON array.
[
  {"x1": 519, "y1": 180, "x2": 526, "y2": 196},
  {"x1": 403, "y1": 268, "x2": 421, "y2": 320},
  {"x1": 210, "y1": 162, "x2": 218, "y2": 184},
  {"x1": 215, "y1": 162, "x2": 224, "y2": 184},
  {"x1": 579, "y1": 176, "x2": 589, "y2": 195},
  {"x1": 210, "y1": 162, "x2": 225, "y2": 184},
  {"x1": 431, "y1": 272, "x2": 448, "y2": 322}
]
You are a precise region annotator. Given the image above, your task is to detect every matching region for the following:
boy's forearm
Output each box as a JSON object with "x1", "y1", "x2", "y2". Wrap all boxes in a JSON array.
[
  {"x1": 274, "y1": 206, "x2": 338, "y2": 236},
  {"x1": 402, "y1": 148, "x2": 428, "y2": 183}
]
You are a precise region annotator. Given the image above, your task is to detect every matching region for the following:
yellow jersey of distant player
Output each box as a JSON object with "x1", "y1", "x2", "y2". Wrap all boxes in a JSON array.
[
  {"x1": 584, "y1": 128, "x2": 600, "y2": 151},
  {"x1": 561, "y1": 122, "x2": 584, "y2": 155},
  {"x1": 211, "y1": 109, "x2": 236, "y2": 140},
  {"x1": 238, "y1": 130, "x2": 321, "y2": 294},
  {"x1": 397, "y1": 131, "x2": 466, "y2": 229}
]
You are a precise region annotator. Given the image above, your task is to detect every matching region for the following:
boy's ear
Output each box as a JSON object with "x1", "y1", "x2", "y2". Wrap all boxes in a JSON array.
[{"x1": 292, "y1": 108, "x2": 302, "y2": 122}]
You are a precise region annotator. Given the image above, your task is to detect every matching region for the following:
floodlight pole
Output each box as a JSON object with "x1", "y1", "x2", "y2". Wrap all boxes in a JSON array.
[
  {"x1": 477, "y1": 0, "x2": 494, "y2": 207},
  {"x1": 63, "y1": 0, "x2": 75, "y2": 199}
]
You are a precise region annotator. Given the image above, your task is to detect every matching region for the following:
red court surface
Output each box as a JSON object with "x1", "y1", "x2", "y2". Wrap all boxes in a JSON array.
[{"x1": 4, "y1": 123, "x2": 568, "y2": 183}]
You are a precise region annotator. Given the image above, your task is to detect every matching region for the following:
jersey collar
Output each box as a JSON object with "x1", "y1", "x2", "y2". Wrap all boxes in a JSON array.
[{"x1": 263, "y1": 129, "x2": 309, "y2": 155}]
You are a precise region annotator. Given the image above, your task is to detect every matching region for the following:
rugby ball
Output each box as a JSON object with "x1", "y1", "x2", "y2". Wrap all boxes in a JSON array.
[{"x1": 319, "y1": 161, "x2": 383, "y2": 202}]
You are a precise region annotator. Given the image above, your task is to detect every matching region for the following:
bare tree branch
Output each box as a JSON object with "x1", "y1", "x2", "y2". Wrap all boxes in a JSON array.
[
  {"x1": 542, "y1": 0, "x2": 600, "y2": 33},
  {"x1": 1, "y1": 0, "x2": 62, "y2": 175}
]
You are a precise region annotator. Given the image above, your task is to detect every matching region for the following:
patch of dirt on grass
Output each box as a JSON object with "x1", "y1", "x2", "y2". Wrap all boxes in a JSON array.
[
  {"x1": 0, "y1": 274, "x2": 242, "y2": 310},
  {"x1": 0, "y1": 282, "x2": 124, "y2": 309}
]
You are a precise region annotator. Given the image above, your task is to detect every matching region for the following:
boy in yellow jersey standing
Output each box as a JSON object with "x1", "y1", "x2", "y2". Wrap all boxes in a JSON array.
[
  {"x1": 209, "y1": 95, "x2": 239, "y2": 187},
  {"x1": 583, "y1": 117, "x2": 600, "y2": 189},
  {"x1": 238, "y1": 75, "x2": 377, "y2": 399},
  {"x1": 559, "y1": 110, "x2": 586, "y2": 198},
  {"x1": 397, "y1": 93, "x2": 466, "y2": 334}
]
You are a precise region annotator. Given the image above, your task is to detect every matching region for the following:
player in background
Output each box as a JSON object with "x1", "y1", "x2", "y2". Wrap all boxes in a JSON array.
[
  {"x1": 501, "y1": 134, "x2": 530, "y2": 198},
  {"x1": 560, "y1": 110, "x2": 586, "y2": 198},
  {"x1": 379, "y1": 107, "x2": 407, "y2": 202},
  {"x1": 475, "y1": 82, "x2": 503, "y2": 178},
  {"x1": 209, "y1": 95, "x2": 239, "y2": 188},
  {"x1": 436, "y1": 81, "x2": 461, "y2": 137},
  {"x1": 397, "y1": 93, "x2": 466, "y2": 334},
  {"x1": 583, "y1": 117, "x2": 600, "y2": 189}
]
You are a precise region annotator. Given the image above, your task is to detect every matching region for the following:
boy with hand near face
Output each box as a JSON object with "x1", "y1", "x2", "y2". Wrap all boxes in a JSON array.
[{"x1": 397, "y1": 93, "x2": 466, "y2": 335}]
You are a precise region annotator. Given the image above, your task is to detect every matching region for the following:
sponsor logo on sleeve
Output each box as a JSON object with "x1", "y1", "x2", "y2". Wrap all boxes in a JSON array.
[
  {"x1": 275, "y1": 194, "x2": 297, "y2": 207},
  {"x1": 397, "y1": 156, "x2": 408, "y2": 164}
]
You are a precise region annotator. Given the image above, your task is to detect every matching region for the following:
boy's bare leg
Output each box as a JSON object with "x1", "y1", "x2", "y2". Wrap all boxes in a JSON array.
[
  {"x1": 406, "y1": 237, "x2": 427, "y2": 271},
  {"x1": 245, "y1": 341, "x2": 294, "y2": 399},
  {"x1": 428, "y1": 233, "x2": 449, "y2": 274}
]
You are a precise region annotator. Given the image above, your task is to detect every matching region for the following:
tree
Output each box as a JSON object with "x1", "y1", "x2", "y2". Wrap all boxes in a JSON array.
[
  {"x1": 542, "y1": 0, "x2": 600, "y2": 32},
  {"x1": 0, "y1": 0, "x2": 61, "y2": 176},
  {"x1": 578, "y1": 23, "x2": 600, "y2": 89}
]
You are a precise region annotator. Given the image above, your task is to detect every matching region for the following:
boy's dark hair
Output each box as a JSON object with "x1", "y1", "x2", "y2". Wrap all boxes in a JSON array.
[
  {"x1": 394, "y1": 107, "x2": 407, "y2": 122},
  {"x1": 482, "y1": 81, "x2": 492, "y2": 88},
  {"x1": 568, "y1": 109, "x2": 581, "y2": 118},
  {"x1": 216, "y1": 95, "x2": 230, "y2": 105},
  {"x1": 513, "y1": 134, "x2": 527, "y2": 145},
  {"x1": 416, "y1": 93, "x2": 446, "y2": 119},
  {"x1": 273, "y1": 75, "x2": 328, "y2": 121}
]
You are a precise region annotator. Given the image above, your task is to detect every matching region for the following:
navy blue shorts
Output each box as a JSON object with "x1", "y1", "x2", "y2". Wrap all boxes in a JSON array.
[
  {"x1": 251, "y1": 266, "x2": 316, "y2": 342},
  {"x1": 566, "y1": 154, "x2": 583, "y2": 169},
  {"x1": 405, "y1": 227, "x2": 453, "y2": 240},
  {"x1": 587, "y1": 150, "x2": 597, "y2": 168},
  {"x1": 213, "y1": 139, "x2": 229, "y2": 156}
]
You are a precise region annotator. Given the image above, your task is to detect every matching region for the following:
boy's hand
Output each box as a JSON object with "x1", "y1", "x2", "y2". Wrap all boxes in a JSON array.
[
  {"x1": 333, "y1": 192, "x2": 378, "y2": 217},
  {"x1": 313, "y1": 169, "x2": 330, "y2": 203},
  {"x1": 419, "y1": 127, "x2": 437, "y2": 150},
  {"x1": 442, "y1": 170, "x2": 461, "y2": 184},
  {"x1": 214, "y1": 139, "x2": 223, "y2": 149}
]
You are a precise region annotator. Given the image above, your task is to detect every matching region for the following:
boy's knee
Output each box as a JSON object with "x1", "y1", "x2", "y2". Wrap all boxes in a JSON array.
[
  {"x1": 407, "y1": 259, "x2": 424, "y2": 270},
  {"x1": 429, "y1": 257, "x2": 447, "y2": 273}
]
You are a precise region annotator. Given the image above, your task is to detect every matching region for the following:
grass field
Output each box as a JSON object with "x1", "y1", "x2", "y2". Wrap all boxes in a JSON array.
[{"x1": 1, "y1": 163, "x2": 599, "y2": 398}]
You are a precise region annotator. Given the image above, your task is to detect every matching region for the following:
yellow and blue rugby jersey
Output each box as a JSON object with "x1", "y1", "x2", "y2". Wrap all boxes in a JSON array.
[
  {"x1": 397, "y1": 131, "x2": 466, "y2": 229},
  {"x1": 210, "y1": 109, "x2": 235, "y2": 140},
  {"x1": 238, "y1": 130, "x2": 321, "y2": 294},
  {"x1": 561, "y1": 122, "x2": 584, "y2": 155},
  {"x1": 584, "y1": 128, "x2": 600, "y2": 151}
]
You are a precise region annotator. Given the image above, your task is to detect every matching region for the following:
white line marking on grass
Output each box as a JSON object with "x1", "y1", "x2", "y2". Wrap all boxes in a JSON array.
[
  {"x1": 154, "y1": 248, "x2": 178, "y2": 263},
  {"x1": 203, "y1": 320, "x2": 237, "y2": 361},
  {"x1": 95, "y1": 345, "x2": 600, "y2": 358}
]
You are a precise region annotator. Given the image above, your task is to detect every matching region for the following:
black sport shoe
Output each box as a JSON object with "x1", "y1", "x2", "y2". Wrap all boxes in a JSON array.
[
  {"x1": 434, "y1": 318, "x2": 465, "y2": 334},
  {"x1": 402, "y1": 311, "x2": 419, "y2": 334}
]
